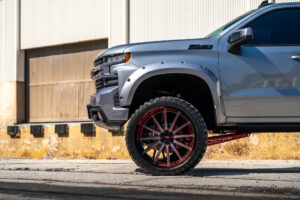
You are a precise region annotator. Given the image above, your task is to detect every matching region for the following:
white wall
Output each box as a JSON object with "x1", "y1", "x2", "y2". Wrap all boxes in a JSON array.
[
  {"x1": 21, "y1": 0, "x2": 109, "y2": 49},
  {"x1": 19, "y1": 0, "x2": 300, "y2": 48},
  {"x1": 109, "y1": 0, "x2": 128, "y2": 47},
  {"x1": 0, "y1": 0, "x2": 23, "y2": 82},
  {"x1": 0, "y1": 0, "x2": 3, "y2": 82},
  {"x1": 129, "y1": 0, "x2": 264, "y2": 43}
]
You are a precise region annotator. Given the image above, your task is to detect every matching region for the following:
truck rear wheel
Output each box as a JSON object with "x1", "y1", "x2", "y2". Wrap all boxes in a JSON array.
[{"x1": 126, "y1": 97, "x2": 208, "y2": 175}]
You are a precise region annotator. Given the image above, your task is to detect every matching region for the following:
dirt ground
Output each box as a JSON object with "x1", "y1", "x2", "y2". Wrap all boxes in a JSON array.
[{"x1": 0, "y1": 125, "x2": 299, "y2": 160}]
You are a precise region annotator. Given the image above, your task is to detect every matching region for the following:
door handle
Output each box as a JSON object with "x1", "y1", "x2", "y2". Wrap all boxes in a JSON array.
[{"x1": 291, "y1": 55, "x2": 300, "y2": 61}]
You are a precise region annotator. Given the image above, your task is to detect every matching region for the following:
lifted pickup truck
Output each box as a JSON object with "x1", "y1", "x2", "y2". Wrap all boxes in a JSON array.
[{"x1": 88, "y1": 1, "x2": 300, "y2": 175}]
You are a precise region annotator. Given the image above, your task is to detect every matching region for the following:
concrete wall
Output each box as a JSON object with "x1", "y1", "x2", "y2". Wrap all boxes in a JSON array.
[{"x1": 20, "y1": 0, "x2": 109, "y2": 49}]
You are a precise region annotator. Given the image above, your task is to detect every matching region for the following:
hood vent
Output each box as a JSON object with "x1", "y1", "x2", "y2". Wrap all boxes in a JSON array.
[{"x1": 188, "y1": 44, "x2": 213, "y2": 50}]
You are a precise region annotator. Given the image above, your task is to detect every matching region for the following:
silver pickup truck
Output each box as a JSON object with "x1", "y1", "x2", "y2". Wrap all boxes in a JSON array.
[{"x1": 87, "y1": 1, "x2": 300, "y2": 175}]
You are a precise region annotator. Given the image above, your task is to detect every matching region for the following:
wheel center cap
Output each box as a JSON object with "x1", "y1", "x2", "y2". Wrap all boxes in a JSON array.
[{"x1": 160, "y1": 131, "x2": 174, "y2": 144}]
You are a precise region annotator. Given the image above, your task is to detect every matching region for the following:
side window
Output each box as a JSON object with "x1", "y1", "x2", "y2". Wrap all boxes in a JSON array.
[{"x1": 246, "y1": 8, "x2": 300, "y2": 45}]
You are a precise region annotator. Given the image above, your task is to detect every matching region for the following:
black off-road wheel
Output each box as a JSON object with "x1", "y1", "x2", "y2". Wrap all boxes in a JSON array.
[{"x1": 126, "y1": 97, "x2": 208, "y2": 175}]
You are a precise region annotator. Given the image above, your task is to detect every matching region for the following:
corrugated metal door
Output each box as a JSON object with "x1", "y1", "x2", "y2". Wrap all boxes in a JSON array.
[{"x1": 26, "y1": 40, "x2": 107, "y2": 122}]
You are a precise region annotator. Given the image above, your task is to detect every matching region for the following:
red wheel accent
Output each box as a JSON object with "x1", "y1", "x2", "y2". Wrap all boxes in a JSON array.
[{"x1": 137, "y1": 107, "x2": 195, "y2": 168}]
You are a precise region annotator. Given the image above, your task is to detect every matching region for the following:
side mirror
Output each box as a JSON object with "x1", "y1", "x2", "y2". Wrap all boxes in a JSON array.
[{"x1": 227, "y1": 27, "x2": 253, "y2": 54}]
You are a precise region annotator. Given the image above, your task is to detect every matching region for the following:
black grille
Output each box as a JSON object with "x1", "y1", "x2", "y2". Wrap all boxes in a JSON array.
[
  {"x1": 94, "y1": 58, "x2": 104, "y2": 66},
  {"x1": 95, "y1": 78, "x2": 104, "y2": 92},
  {"x1": 95, "y1": 77, "x2": 118, "y2": 92},
  {"x1": 114, "y1": 93, "x2": 120, "y2": 107}
]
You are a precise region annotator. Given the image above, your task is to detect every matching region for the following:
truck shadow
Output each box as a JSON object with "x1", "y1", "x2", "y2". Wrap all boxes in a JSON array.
[{"x1": 186, "y1": 167, "x2": 300, "y2": 177}]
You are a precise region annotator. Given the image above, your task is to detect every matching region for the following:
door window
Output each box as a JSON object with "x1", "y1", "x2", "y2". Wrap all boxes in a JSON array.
[{"x1": 246, "y1": 8, "x2": 300, "y2": 45}]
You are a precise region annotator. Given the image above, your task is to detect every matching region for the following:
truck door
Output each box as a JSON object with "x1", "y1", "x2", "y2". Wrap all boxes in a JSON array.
[{"x1": 219, "y1": 8, "x2": 300, "y2": 123}]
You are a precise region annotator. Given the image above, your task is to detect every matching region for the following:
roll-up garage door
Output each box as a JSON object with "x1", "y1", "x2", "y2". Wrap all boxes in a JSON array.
[{"x1": 26, "y1": 40, "x2": 107, "y2": 122}]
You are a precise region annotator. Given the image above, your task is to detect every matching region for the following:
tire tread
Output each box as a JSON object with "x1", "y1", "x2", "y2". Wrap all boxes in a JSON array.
[{"x1": 125, "y1": 96, "x2": 208, "y2": 175}]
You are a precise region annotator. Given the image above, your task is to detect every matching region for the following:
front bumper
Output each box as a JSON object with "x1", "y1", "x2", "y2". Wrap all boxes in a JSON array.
[{"x1": 87, "y1": 86, "x2": 129, "y2": 131}]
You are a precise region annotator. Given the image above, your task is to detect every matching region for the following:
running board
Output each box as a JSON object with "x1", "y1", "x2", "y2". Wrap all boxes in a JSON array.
[{"x1": 208, "y1": 133, "x2": 250, "y2": 146}]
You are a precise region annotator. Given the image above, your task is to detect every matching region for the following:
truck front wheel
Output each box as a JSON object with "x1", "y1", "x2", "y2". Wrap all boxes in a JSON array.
[{"x1": 126, "y1": 97, "x2": 208, "y2": 175}]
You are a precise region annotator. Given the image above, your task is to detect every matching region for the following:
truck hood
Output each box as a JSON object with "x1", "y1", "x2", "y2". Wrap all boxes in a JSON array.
[{"x1": 95, "y1": 37, "x2": 215, "y2": 60}]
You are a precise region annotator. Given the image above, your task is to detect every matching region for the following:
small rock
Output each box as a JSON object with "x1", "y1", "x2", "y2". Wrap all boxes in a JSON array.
[
  {"x1": 249, "y1": 134, "x2": 259, "y2": 145},
  {"x1": 43, "y1": 152, "x2": 55, "y2": 159}
]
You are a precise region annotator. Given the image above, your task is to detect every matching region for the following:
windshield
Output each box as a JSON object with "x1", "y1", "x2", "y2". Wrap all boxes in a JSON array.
[{"x1": 206, "y1": 9, "x2": 256, "y2": 37}]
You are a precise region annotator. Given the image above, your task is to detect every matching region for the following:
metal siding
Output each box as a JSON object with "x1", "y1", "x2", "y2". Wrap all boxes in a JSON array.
[
  {"x1": 109, "y1": 0, "x2": 128, "y2": 47},
  {"x1": 1, "y1": 0, "x2": 21, "y2": 82},
  {"x1": 21, "y1": 0, "x2": 109, "y2": 49},
  {"x1": 129, "y1": 0, "x2": 264, "y2": 43},
  {"x1": 0, "y1": 0, "x2": 3, "y2": 82}
]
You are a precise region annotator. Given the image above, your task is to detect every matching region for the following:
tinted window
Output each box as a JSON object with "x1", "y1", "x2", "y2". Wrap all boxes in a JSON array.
[{"x1": 246, "y1": 8, "x2": 300, "y2": 45}]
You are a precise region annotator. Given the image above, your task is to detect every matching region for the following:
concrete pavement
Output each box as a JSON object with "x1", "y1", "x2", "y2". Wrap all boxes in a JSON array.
[{"x1": 0, "y1": 159, "x2": 299, "y2": 199}]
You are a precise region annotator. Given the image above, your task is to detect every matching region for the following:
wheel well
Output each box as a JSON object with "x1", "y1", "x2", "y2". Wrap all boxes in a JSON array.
[{"x1": 129, "y1": 74, "x2": 217, "y2": 130}]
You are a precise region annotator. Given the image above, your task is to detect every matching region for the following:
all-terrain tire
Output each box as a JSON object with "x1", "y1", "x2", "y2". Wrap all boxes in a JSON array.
[{"x1": 126, "y1": 96, "x2": 208, "y2": 175}]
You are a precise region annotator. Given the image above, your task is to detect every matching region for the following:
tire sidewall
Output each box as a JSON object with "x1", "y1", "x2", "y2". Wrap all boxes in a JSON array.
[{"x1": 126, "y1": 97, "x2": 208, "y2": 175}]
